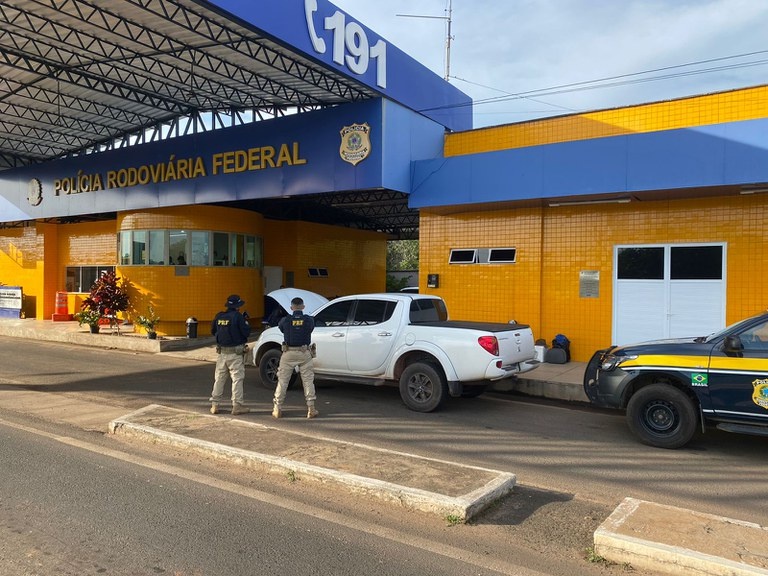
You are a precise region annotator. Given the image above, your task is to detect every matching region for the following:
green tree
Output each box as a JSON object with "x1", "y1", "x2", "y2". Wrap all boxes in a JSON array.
[{"x1": 387, "y1": 240, "x2": 419, "y2": 271}]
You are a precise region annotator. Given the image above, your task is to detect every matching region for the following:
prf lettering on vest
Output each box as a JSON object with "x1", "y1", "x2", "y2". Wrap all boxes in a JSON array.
[
  {"x1": 211, "y1": 143, "x2": 307, "y2": 175},
  {"x1": 217, "y1": 319, "x2": 230, "y2": 326},
  {"x1": 292, "y1": 319, "x2": 304, "y2": 326}
]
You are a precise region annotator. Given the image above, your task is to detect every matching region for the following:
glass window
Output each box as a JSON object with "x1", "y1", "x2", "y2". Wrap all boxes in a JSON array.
[
  {"x1": 65, "y1": 267, "x2": 77, "y2": 292},
  {"x1": 190, "y1": 231, "x2": 210, "y2": 266},
  {"x1": 671, "y1": 246, "x2": 723, "y2": 280},
  {"x1": 132, "y1": 231, "x2": 147, "y2": 265},
  {"x1": 352, "y1": 300, "x2": 396, "y2": 325},
  {"x1": 314, "y1": 300, "x2": 354, "y2": 327},
  {"x1": 119, "y1": 231, "x2": 131, "y2": 265},
  {"x1": 169, "y1": 230, "x2": 188, "y2": 265},
  {"x1": 488, "y1": 248, "x2": 517, "y2": 263},
  {"x1": 231, "y1": 234, "x2": 245, "y2": 267},
  {"x1": 245, "y1": 236, "x2": 258, "y2": 268},
  {"x1": 409, "y1": 298, "x2": 448, "y2": 323},
  {"x1": 740, "y1": 320, "x2": 768, "y2": 352},
  {"x1": 617, "y1": 247, "x2": 664, "y2": 280},
  {"x1": 449, "y1": 249, "x2": 477, "y2": 264},
  {"x1": 148, "y1": 230, "x2": 165, "y2": 265},
  {"x1": 213, "y1": 232, "x2": 229, "y2": 266},
  {"x1": 66, "y1": 266, "x2": 115, "y2": 292}
]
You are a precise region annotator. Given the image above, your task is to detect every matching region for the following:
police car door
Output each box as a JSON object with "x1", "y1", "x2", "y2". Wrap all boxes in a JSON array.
[
  {"x1": 346, "y1": 297, "x2": 401, "y2": 374},
  {"x1": 707, "y1": 317, "x2": 768, "y2": 424},
  {"x1": 311, "y1": 299, "x2": 353, "y2": 373}
]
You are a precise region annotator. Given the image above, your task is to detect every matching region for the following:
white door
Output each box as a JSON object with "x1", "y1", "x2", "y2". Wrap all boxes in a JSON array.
[
  {"x1": 612, "y1": 244, "x2": 726, "y2": 346},
  {"x1": 263, "y1": 266, "x2": 283, "y2": 293}
]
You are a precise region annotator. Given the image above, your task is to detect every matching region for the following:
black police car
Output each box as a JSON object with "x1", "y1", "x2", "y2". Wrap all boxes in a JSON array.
[{"x1": 584, "y1": 312, "x2": 768, "y2": 448}]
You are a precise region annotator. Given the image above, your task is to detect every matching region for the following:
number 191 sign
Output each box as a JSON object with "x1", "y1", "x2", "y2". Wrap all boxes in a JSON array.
[{"x1": 304, "y1": 0, "x2": 387, "y2": 88}]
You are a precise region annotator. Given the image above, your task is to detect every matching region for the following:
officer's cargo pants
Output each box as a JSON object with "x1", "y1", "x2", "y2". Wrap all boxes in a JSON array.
[
  {"x1": 274, "y1": 348, "x2": 316, "y2": 408},
  {"x1": 210, "y1": 347, "x2": 246, "y2": 405}
]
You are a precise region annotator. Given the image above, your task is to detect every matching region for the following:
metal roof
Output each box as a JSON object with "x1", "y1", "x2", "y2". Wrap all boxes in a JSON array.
[
  {"x1": 0, "y1": 0, "x2": 423, "y2": 237},
  {"x1": 0, "y1": 0, "x2": 381, "y2": 168}
]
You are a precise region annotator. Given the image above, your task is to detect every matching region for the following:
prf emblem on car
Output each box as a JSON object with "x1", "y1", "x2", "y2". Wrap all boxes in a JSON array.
[
  {"x1": 691, "y1": 373, "x2": 708, "y2": 387},
  {"x1": 752, "y1": 378, "x2": 768, "y2": 409}
]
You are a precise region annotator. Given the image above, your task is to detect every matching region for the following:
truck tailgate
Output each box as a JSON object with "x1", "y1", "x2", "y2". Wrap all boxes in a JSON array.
[{"x1": 414, "y1": 320, "x2": 535, "y2": 364}]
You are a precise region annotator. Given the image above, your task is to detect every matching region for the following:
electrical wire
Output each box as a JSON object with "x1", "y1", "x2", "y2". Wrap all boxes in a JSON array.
[{"x1": 421, "y1": 49, "x2": 768, "y2": 112}]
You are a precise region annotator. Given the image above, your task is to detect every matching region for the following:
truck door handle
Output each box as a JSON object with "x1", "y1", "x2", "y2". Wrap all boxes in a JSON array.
[
  {"x1": 378, "y1": 332, "x2": 392, "y2": 336},
  {"x1": 332, "y1": 332, "x2": 345, "y2": 338}
]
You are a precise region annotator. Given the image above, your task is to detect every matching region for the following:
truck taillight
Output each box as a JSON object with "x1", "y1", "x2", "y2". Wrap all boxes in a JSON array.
[{"x1": 478, "y1": 335, "x2": 499, "y2": 356}]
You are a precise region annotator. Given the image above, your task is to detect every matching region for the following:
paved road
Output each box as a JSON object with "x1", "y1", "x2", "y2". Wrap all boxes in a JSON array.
[
  {"x1": 1, "y1": 336, "x2": 765, "y2": 570},
  {"x1": 8, "y1": 338, "x2": 765, "y2": 519},
  {"x1": 4, "y1": 416, "x2": 567, "y2": 576}
]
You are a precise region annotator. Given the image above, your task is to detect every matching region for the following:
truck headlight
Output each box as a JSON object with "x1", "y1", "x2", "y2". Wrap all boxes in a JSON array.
[{"x1": 601, "y1": 354, "x2": 637, "y2": 371}]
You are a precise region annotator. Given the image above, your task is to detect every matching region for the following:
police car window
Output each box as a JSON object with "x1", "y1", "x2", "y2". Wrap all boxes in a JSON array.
[
  {"x1": 313, "y1": 301, "x2": 353, "y2": 327},
  {"x1": 352, "y1": 300, "x2": 395, "y2": 325},
  {"x1": 740, "y1": 321, "x2": 768, "y2": 351}
]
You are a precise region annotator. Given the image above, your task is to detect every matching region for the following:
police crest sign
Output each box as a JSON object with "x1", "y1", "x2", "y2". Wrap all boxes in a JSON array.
[{"x1": 339, "y1": 123, "x2": 371, "y2": 166}]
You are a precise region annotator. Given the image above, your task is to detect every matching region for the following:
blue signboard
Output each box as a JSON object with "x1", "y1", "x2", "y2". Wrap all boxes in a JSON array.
[
  {"x1": 205, "y1": 0, "x2": 472, "y2": 131},
  {"x1": 0, "y1": 98, "x2": 445, "y2": 222},
  {"x1": 0, "y1": 286, "x2": 22, "y2": 319}
]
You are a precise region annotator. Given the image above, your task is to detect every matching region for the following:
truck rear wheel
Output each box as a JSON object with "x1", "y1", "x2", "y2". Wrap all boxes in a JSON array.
[
  {"x1": 399, "y1": 362, "x2": 448, "y2": 412},
  {"x1": 626, "y1": 384, "x2": 697, "y2": 449}
]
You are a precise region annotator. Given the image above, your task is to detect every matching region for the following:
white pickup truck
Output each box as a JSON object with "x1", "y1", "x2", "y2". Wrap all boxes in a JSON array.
[{"x1": 252, "y1": 289, "x2": 538, "y2": 412}]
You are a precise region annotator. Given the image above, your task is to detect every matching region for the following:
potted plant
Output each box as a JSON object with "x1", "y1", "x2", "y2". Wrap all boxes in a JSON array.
[
  {"x1": 74, "y1": 308, "x2": 102, "y2": 333},
  {"x1": 82, "y1": 271, "x2": 130, "y2": 334},
  {"x1": 136, "y1": 306, "x2": 160, "y2": 339}
]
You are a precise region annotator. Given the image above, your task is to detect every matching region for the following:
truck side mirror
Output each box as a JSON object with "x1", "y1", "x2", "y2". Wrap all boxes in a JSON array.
[{"x1": 723, "y1": 335, "x2": 744, "y2": 357}]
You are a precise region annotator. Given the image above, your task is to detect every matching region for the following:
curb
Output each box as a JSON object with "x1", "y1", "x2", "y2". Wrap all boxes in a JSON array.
[
  {"x1": 491, "y1": 378, "x2": 589, "y2": 403},
  {"x1": 109, "y1": 404, "x2": 516, "y2": 521},
  {"x1": 595, "y1": 498, "x2": 768, "y2": 576}
]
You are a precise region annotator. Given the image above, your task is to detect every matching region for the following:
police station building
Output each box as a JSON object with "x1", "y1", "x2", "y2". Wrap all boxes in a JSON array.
[{"x1": 1, "y1": 1, "x2": 767, "y2": 362}]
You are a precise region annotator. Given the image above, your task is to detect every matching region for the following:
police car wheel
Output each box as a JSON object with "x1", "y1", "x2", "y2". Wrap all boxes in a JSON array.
[
  {"x1": 399, "y1": 362, "x2": 448, "y2": 412},
  {"x1": 626, "y1": 383, "x2": 697, "y2": 449},
  {"x1": 258, "y1": 349, "x2": 299, "y2": 390}
]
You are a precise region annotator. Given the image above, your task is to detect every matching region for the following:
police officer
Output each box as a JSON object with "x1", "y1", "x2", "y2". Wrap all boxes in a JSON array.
[
  {"x1": 273, "y1": 297, "x2": 318, "y2": 418},
  {"x1": 209, "y1": 294, "x2": 251, "y2": 415}
]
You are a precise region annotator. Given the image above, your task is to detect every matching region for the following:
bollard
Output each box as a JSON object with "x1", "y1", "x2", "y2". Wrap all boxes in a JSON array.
[{"x1": 185, "y1": 317, "x2": 198, "y2": 338}]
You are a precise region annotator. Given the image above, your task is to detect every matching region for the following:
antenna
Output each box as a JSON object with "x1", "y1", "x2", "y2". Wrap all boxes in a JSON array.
[{"x1": 396, "y1": 0, "x2": 453, "y2": 81}]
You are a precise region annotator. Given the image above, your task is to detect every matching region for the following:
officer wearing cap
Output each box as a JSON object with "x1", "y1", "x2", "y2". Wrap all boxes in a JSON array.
[
  {"x1": 209, "y1": 294, "x2": 251, "y2": 415},
  {"x1": 273, "y1": 297, "x2": 318, "y2": 418}
]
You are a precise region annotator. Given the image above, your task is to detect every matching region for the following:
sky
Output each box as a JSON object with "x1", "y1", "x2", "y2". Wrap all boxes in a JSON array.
[{"x1": 331, "y1": 0, "x2": 768, "y2": 128}]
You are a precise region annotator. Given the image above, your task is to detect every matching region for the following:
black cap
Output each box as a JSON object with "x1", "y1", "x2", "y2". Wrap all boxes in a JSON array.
[{"x1": 225, "y1": 294, "x2": 245, "y2": 308}]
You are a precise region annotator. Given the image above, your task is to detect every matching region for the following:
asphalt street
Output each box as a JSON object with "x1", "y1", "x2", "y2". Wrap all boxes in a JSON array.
[
  {"x1": 1, "y1": 335, "x2": 767, "y2": 575},
  {"x1": 3, "y1": 417, "x2": 554, "y2": 576},
  {"x1": 3, "y1": 336, "x2": 764, "y2": 525}
]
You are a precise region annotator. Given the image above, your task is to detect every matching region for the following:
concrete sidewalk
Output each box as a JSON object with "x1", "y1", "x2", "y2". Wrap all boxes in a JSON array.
[{"x1": 2, "y1": 317, "x2": 768, "y2": 575}]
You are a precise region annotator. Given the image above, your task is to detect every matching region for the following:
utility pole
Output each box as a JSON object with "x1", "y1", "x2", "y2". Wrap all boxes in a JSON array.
[{"x1": 396, "y1": 0, "x2": 453, "y2": 81}]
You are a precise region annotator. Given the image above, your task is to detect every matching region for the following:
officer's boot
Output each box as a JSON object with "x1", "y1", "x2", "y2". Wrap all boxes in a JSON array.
[
  {"x1": 306, "y1": 403, "x2": 319, "y2": 419},
  {"x1": 210, "y1": 403, "x2": 219, "y2": 415},
  {"x1": 272, "y1": 403, "x2": 282, "y2": 418}
]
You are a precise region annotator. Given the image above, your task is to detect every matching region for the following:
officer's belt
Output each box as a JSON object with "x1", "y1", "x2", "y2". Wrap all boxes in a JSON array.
[
  {"x1": 218, "y1": 345, "x2": 243, "y2": 353},
  {"x1": 285, "y1": 345, "x2": 309, "y2": 349}
]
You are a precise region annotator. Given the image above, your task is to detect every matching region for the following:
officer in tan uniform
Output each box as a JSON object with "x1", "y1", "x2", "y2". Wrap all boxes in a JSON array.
[
  {"x1": 209, "y1": 294, "x2": 251, "y2": 415},
  {"x1": 273, "y1": 297, "x2": 318, "y2": 418}
]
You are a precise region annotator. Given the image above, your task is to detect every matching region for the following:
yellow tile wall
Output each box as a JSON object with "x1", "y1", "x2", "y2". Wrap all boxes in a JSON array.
[
  {"x1": 421, "y1": 194, "x2": 768, "y2": 362},
  {"x1": 116, "y1": 206, "x2": 265, "y2": 335},
  {"x1": 0, "y1": 225, "x2": 44, "y2": 318},
  {"x1": 446, "y1": 85, "x2": 768, "y2": 156},
  {"x1": 418, "y1": 205, "x2": 544, "y2": 329},
  {"x1": 264, "y1": 219, "x2": 387, "y2": 298}
]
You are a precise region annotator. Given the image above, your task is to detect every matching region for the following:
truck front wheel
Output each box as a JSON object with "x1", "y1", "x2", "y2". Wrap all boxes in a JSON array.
[
  {"x1": 626, "y1": 384, "x2": 697, "y2": 449},
  {"x1": 258, "y1": 349, "x2": 299, "y2": 391},
  {"x1": 399, "y1": 362, "x2": 448, "y2": 412}
]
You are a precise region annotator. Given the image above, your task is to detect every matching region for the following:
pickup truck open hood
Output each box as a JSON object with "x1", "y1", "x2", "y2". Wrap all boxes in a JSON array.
[{"x1": 267, "y1": 288, "x2": 328, "y2": 315}]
